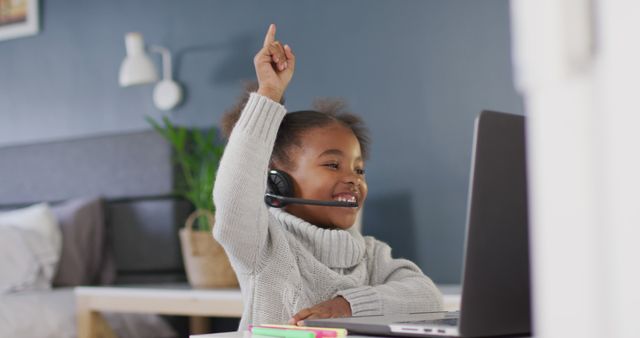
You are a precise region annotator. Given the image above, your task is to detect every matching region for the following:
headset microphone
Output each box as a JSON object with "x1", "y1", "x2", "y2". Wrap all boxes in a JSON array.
[
  {"x1": 265, "y1": 169, "x2": 359, "y2": 208},
  {"x1": 264, "y1": 193, "x2": 358, "y2": 208}
]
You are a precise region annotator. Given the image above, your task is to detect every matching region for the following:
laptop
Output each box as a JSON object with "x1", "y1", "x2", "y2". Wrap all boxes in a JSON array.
[{"x1": 304, "y1": 111, "x2": 531, "y2": 337}]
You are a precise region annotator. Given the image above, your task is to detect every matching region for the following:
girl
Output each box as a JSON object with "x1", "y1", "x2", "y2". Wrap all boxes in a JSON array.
[{"x1": 213, "y1": 24, "x2": 443, "y2": 330}]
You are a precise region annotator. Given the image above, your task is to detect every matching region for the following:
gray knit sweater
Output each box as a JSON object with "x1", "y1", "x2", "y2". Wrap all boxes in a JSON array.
[{"x1": 212, "y1": 93, "x2": 443, "y2": 330}]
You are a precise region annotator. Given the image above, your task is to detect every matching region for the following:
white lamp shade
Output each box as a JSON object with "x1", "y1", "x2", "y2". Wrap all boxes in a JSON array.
[{"x1": 118, "y1": 33, "x2": 159, "y2": 86}]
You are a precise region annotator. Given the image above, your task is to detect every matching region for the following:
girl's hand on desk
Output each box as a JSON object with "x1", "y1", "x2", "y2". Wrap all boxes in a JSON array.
[
  {"x1": 254, "y1": 23, "x2": 296, "y2": 103},
  {"x1": 288, "y1": 296, "x2": 352, "y2": 326}
]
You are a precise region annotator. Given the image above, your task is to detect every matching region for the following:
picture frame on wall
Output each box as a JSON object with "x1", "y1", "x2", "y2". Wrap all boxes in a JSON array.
[{"x1": 0, "y1": 0, "x2": 39, "y2": 42}]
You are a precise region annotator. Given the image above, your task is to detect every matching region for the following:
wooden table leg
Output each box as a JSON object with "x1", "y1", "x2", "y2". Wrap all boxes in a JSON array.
[
  {"x1": 77, "y1": 295, "x2": 99, "y2": 338},
  {"x1": 190, "y1": 316, "x2": 211, "y2": 334},
  {"x1": 96, "y1": 314, "x2": 119, "y2": 338},
  {"x1": 77, "y1": 294, "x2": 120, "y2": 338}
]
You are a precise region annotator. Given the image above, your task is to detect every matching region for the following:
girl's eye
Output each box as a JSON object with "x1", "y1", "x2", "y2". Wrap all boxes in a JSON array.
[
  {"x1": 324, "y1": 163, "x2": 339, "y2": 169},
  {"x1": 356, "y1": 168, "x2": 366, "y2": 175}
]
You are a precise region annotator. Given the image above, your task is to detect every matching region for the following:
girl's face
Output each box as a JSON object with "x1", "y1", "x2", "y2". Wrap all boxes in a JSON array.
[{"x1": 281, "y1": 122, "x2": 368, "y2": 230}]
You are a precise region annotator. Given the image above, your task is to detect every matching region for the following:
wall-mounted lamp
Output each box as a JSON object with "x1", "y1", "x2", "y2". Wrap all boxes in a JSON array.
[{"x1": 118, "y1": 32, "x2": 183, "y2": 111}]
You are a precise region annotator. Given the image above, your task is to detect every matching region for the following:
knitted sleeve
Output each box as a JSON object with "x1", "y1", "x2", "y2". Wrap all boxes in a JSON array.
[
  {"x1": 335, "y1": 239, "x2": 443, "y2": 316},
  {"x1": 212, "y1": 93, "x2": 286, "y2": 274}
]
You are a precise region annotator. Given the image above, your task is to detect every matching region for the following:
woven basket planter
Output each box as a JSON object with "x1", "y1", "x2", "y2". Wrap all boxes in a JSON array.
[{"x1": 179, "y1": 209, "x2": 238, "y2": 288}]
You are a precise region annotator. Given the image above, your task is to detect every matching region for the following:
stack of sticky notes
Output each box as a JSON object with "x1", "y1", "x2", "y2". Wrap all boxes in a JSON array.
[{"x1": 249, "y1": 324, "x2": 348, "y2": 338}]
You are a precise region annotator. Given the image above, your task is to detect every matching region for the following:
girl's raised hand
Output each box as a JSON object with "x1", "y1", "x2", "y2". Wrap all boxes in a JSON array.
[{"x1": 254, "y1": 24, "x2": 295, "y2": 103}]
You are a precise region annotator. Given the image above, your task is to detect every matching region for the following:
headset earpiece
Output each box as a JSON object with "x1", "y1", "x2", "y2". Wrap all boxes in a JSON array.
[{"x1": 267, "y1": 169, "x2": 294, "y2": 197}]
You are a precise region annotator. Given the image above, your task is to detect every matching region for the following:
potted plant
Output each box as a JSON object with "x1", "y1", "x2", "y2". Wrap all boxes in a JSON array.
[{"x1": 147, "y1": 116, "x2": 238, "y2": 288}]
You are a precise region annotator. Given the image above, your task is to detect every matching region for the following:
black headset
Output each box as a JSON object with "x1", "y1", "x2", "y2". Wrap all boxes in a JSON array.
[{"x1": 265, "y1": 169, "x2": 358, "y2": 208}]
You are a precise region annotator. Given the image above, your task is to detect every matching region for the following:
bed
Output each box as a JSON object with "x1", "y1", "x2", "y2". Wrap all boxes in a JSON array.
[{"x1": 0, "y1": 130, "x2": 194, "y2": 338}]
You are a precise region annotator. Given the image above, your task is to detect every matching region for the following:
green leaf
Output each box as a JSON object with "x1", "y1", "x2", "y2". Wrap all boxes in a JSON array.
[{"x1": 146, "y1": 116, "x2": 226, "y2": 230}]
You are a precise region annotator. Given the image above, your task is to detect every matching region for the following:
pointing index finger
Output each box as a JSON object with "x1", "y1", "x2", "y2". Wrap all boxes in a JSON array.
[{"x1": 263, "y1": 24, "x2": 276, "y2": 47}]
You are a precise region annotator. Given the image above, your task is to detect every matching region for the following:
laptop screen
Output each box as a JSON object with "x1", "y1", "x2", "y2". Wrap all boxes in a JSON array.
[{"x1": 458, "y1": 111, "x2": 531, "y2": 337}]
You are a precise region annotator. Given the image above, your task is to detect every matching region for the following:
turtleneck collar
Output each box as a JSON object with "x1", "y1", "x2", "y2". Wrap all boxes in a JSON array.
[{"x1": 269, "y1": 208, "x2": 366, "y2": 268}]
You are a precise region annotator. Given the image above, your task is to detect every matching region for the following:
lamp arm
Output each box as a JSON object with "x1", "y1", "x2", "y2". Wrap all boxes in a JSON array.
[{"x1": 150, "y1": 45, "x2": 173, "y2": 81}]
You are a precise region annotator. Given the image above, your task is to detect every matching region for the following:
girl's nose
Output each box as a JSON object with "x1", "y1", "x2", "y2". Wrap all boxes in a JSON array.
[{"x1": 343, "y1": 172, "x2": 363, "y2": 186}]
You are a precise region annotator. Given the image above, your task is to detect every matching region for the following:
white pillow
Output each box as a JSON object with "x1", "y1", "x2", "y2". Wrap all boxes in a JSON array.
[
  {"x1": 0, "y1": 203, "x2": 62, "y2": 293},
  {"x1": 0, "y1": 226, "x2": 44, "y2": 292}
]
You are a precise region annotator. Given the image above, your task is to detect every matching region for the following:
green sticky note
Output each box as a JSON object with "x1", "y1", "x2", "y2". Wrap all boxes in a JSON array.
[{"x1": 251, "y1": 327, "x2": 316, "y2": 338}]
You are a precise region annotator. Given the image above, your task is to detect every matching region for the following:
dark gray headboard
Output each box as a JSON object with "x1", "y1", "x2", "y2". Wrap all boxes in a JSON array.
[{"x1": 0, "y1": 130, "x2": 192, "y2": 283}]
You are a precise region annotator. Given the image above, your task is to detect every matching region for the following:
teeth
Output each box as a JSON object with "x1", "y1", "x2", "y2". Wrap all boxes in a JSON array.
[{"x1": 335, "y1": 195, "x2": 357, "y2": 203}]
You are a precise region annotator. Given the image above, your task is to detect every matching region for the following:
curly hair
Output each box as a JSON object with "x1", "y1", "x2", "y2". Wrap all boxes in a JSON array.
[{"x1": 221, "y1": 82, "x2": 370, "y2": 169}]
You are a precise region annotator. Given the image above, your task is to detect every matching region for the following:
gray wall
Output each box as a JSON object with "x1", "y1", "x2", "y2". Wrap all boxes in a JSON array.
[{"x1": 0, "y1": 0, "x2": 523, "y2": 284}]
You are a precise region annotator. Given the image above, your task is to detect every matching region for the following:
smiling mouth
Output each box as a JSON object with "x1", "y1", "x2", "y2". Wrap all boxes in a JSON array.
[{"x1": 333, "y1": 193, "x2": 357, "y2": 204}]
